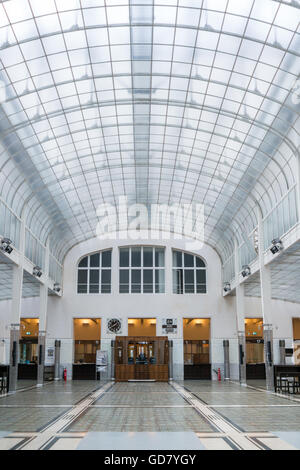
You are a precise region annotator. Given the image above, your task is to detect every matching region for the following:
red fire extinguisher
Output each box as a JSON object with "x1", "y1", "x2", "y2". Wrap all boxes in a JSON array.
[
  {"x1": 63, "y1": 368, "x2": 67, "y2": 381},
  {"x1": 217, "y1": 368, "x2": 221, "y2": 382}
]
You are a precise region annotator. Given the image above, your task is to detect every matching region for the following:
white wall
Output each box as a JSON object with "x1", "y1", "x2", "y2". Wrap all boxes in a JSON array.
[{"x1": 1, "y1": 234, "x2": 300, "y2": 379}]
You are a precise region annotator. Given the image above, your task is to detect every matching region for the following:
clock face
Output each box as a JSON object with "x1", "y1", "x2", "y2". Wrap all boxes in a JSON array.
[{"x1": 107, "y1": 318, "x2": 122, "y2": 333}]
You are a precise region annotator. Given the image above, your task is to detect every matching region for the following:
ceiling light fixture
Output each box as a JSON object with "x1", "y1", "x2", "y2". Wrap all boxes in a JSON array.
[
  {"x1": 0, "y1": 237, "x2": 13, "y2": 254},
  {"x1": 241, "y1": 265, "x2": 251, "y2": 277},
  {"x1": 33, "y1": 266, "x2": 42, "y2": 277},
  {"x1": 223, "y1": 282, "x2": 231, "y2": 293},
  {"x1": 270, "y1": 238, "x2": 283, "y2": 254}
]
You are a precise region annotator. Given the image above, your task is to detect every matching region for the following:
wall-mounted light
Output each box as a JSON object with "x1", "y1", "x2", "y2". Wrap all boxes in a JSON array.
[
  {"x1": 241, "y1": 265, "x2": 251, "y2": 277},
  {"x1": 33, "y1": 266, "x2": 42, "y2": 277},
  {"x1": 270, "y1": 238, "x2": 283, "y2": 254},
  {"x1": 0, "y1": 237, "x2": 13, "y2": 254},
  {"x1": 223, "y1": 282, "x2": 231, "y2": 293},
  {"x1": 53, "y1": 282, "x2": 61, "y2": 292},
  {"x1": 195, "y1": 319, "x2": 202, "y2": 325}
]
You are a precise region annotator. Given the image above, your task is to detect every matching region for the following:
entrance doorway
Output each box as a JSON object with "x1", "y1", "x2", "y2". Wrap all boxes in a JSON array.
[
  {"x1": 245, "y1": 318, "x2": 266, "y2": 380},
  {"x1": 183, "y1": 318, "x2": 211, "y2": 379},
  {"x1": 18, "y1": 318, "x2": 39, "y2": 381},
  {"x1": 73, "y1": 318, "x2": 101, "y2": 379}
]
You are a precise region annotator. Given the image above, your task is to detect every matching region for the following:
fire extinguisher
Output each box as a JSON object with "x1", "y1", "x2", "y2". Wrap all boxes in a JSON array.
[
  {"x1": 217, "y1": 368, "x2": 221, "y2": 382},
  {"x1": 63, "y1": 368, "x2": 67, "y2": 381}
]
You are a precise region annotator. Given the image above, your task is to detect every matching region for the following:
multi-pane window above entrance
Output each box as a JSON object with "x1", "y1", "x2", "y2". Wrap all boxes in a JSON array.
[
  {"x1": 77, "y1": 250, "x2": 112, "y2": 294},
  {"x1": 119, "y1": 246, "x2": 165, "y2": 293},
  {"x1": 172, "y1": 250, "x2": 206, "y2": 294}
]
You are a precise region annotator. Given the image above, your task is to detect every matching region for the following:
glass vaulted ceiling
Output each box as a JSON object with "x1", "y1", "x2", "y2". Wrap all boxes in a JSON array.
[{"x1": 0, "y1": 0, "x2": 299, "y2": 261}]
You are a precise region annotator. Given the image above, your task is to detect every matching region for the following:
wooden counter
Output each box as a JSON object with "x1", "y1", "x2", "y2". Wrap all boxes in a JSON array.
[{"x1": 115, "y1": 364, "x2": 168, "y2": 382}]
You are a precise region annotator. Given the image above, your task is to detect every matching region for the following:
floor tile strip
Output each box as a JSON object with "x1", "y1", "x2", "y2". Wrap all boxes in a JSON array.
[
  {"x1": 0, "y1": 380, "x2": 54, "y2": 399},
  {"x1": 89, "y1": 404, "x2": 192, "y2": 408},
  {"x1": 171, "y1": 381, "x2": 265, "y2": 450},
  {"x1": 16, "y1": 381, "x2": 114, "y2": 450}
]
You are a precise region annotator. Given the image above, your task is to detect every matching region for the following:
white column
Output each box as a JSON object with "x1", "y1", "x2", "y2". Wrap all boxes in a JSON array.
[
  {"x1": 111, "y1": 244, "x2": 118, "y2": 296},
  {"x1": 166, "y1": 248, "x2": 183, "y2": 380},
  {"x1": 257, "y1": 206, "x2": 274, "y2": 391},
  {"x1": 9, "y1": 217, "x2": 25, "y2": 392},
  {"x1": 102, "y1": 246, "x2": 119, "y2": 380},
  {"x1": 165, "y1": 246, "x2": 172, "y2": 294},
  {"x1": 234, "y1": 239, "x2": 246, "y2": 385},
  {"x1": 37, "y1": 240, "x2": 49, "y2": 386}
]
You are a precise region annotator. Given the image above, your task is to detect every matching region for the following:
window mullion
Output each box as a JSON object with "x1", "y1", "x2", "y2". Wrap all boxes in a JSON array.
[
  {"x1": 129, "y1": 247, "x2": 132, "y2": 294},
  {"x1": 99, "y1": 254, "x2": 102, "y2": 294}
]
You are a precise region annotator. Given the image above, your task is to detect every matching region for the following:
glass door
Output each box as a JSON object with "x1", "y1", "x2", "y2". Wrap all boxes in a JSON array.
[{"x1": 19, "y1": 340, "x2": 38, "y2": 364}]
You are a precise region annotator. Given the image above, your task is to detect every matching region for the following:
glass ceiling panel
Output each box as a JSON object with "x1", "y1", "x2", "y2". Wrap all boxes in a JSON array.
[{"x1": 0, "y1": 0, "x2": 298, "y2": 261}]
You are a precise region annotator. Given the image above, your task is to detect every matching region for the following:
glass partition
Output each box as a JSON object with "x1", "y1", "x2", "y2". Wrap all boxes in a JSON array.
[
  {"x1": 19, "y1": 318, "x2": 39, "y2": 364},
  {"x1": 73, "y1": 318, "x2": 101, "y2": 363},
  {"x1": 245, "y1": 318, "x2": 264, "y2": 364},
  {"x1": 183, "y1": 318, "x2": 210, "y2": 364},
  {"x1": 184, "y1": 340, "x2": 210, "y2": 365}
]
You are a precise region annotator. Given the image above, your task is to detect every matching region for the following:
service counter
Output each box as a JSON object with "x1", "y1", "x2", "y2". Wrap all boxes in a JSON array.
[
  {"x1": 72, "y1": 363, "x2": 97, "y2": 380},
  {"x1": 115, "y1": 336, "x2": 169, "y2": 382},
  {"x1": 18, "y1": 363, "x2": 37, "y2": 380},
  {"x1": 246, "y1": 363, "x2": 266, "y2": 380}
]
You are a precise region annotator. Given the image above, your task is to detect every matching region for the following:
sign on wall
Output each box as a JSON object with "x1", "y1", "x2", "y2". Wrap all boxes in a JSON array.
[
  {"x1": 96, "y1": 350, "x2": 108, "y2": 372},
  {"x1": 45, "y1": 347, "x2": 55, "y2": 365},
  {"x1": 162, "y1": 318, "x2": 177, "y2": 335}
]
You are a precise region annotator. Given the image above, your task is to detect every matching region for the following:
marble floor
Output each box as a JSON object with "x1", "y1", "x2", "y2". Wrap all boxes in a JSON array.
[
  {"x1": 16, "y1": 380, "x2": 37, "y2": 390},
  {"x1": 0, "y1": 379, "x2": 300, "y2": 450}
]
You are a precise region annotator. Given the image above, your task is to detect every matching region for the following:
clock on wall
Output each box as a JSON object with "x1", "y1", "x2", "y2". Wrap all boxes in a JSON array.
[{"x1": 107, "y1": 318, "x2": 122, "y2": 334}]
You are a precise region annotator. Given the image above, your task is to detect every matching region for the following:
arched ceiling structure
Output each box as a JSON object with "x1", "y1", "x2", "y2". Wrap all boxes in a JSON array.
[{"x1": 0, "y1": 0, "x2": 299, "y2": 261}]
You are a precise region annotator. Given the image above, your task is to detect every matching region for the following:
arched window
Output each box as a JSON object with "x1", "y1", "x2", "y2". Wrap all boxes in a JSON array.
[
  {"x1": 119, "y1": 246, "x2": 165, "y2": 293},
  {"x1": 172, "y1": 250, "x2": 206, "y2": 294},
  {"x1": 77, "y1": 250, "x2": 112, "y2": 294}
]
